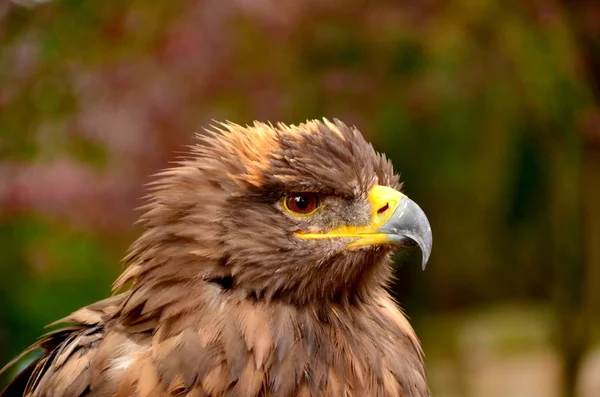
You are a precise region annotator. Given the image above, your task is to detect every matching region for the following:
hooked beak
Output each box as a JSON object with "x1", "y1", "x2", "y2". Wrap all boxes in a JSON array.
[
  {"x1": 296, "y1": 185, "x2": 432, "y2": 269},
  {"x1": 371, "y1": 186, "x2": 433, "y2": 269}
]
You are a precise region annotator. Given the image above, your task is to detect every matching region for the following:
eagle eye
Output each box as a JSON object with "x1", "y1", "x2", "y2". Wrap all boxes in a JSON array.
[{"x1": 283, "y1": 193, "x2": 322, "y2": 216}]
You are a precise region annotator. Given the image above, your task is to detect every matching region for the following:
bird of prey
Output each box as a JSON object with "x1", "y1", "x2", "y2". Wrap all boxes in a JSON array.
[{"x1": 1, "y1": 119, "x2": 432, "y2": 397}]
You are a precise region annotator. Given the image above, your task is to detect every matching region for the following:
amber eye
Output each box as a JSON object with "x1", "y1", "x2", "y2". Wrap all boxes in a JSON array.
[{"x1": 284, "y1": 193, "x2": 321, "y2": 215}]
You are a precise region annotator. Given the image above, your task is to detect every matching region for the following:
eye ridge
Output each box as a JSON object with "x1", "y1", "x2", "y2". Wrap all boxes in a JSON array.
[{"x1": 284, "y1": 192, "x2": 322, "y2": 215}]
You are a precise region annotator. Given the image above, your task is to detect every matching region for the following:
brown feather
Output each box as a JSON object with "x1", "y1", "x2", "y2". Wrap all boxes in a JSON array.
[{"x1": 1, "y1": 119, "x2": 428, "y2": 397}]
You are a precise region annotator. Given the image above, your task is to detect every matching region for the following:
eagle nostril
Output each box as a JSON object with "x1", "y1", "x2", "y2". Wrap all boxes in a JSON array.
[{"x1": 377, "y1": 203, "x2": 389, "y2": 215}]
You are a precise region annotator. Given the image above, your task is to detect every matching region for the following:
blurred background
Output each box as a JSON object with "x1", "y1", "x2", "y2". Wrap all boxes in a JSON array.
[{"x1": 0, "y1": 0, "x2": 599, "y2": 396}]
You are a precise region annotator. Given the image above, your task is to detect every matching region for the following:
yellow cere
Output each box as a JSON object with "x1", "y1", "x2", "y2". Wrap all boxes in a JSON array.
[{"x1": 295, "y1": 185, "x2": 405, "y2": 248}]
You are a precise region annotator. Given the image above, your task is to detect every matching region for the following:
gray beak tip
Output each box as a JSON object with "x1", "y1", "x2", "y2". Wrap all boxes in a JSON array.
[
  {"x1": 378, "y1": 196, "x2": 432, "y2": 271},
  {"x1": 419, "y1": 224, "x2": 432, "y2": 270}
]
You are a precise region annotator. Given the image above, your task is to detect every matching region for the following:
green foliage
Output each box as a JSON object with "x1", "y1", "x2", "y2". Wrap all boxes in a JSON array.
[{"x1": 0, "y1": 217, "x2": 118, "y2": 361}]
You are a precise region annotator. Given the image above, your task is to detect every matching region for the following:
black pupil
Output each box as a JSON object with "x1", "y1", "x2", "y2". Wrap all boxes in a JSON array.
[{"x1": 294, "y1": 195, "x2": 309, "y2": 209}]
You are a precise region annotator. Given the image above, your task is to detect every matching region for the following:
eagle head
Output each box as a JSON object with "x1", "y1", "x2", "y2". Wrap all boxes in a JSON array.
[{"x1": 121, "y1": 119, "x2": 431, "y2": 306}]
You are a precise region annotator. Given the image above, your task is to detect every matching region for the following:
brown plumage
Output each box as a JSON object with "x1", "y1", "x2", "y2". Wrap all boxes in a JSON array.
[{"x1": 1, "y1": 119, "x2": 432, "y2": 397}]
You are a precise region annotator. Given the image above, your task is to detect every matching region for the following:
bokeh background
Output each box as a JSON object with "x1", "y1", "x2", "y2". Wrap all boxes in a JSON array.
[{"x1": 1, "y1": 0, "x2": 599, "y2": 396}]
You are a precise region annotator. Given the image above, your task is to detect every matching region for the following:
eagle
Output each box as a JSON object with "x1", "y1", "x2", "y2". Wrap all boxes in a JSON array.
[{"x1": 1, "y1": 119, "x2": 432, "y2": 397}]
